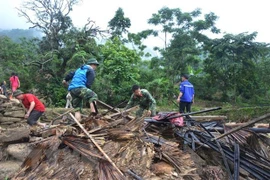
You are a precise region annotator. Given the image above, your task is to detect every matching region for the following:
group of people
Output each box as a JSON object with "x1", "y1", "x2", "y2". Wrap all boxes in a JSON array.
[
  {"x1": 10, "y1": 58, "x2": 195, "y2": 128},
  {"x1": 62, "y1": 58, "x2": 158, "y2": 120},
  {"x1": 1, "y1": 72, "x2": 47, "y2": 128},
  {"x1": 0, "y1": 72, "x2": 21, "y2": 96},
  {"x1": 125, "y1": 74, "x2": 195, "y2": 117},
  {"x1": 62, "y1": 58, "x2": 195, "y2": 120}
]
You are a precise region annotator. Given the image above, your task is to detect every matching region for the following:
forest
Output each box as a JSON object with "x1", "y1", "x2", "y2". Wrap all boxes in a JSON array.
[{"x1": 1, "y1": 0, "x2": 270, "y2": 109}]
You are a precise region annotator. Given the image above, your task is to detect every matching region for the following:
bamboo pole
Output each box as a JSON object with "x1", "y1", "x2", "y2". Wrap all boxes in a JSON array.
[
  {"x1": 53, "y1": 108, "x2": 74, "y2": 120},
  {"x1": 109, "y1": 106, "x2": 139, "y2": 118},
  {"x1": 50, "y1": 108, "x2": 74, "y2": 125},
  {"x1": 212, "y1": 113, "x2": 270, "y2": 141},
  {"x1": 69, "y1": 113, "x2": 124, "y2": 176},
  {"x1": 96, "y1": 99, "x2": 120, "y2": 114}
]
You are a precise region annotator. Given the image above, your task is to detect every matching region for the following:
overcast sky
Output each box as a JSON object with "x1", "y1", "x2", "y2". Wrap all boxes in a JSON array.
[{"x1": 1, "y1": 0, "x2": 270, "y2": 48}]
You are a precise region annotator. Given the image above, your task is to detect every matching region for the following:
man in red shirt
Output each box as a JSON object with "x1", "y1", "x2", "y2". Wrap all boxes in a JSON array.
[{"x1": 13, "y1": 90, "x2": 47, "y2": 127}]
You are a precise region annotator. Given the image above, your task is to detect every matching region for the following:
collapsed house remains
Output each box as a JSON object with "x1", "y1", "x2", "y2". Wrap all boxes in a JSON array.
[{"x1": 0, "y1": 96, "x2": 270, "y2": 180}]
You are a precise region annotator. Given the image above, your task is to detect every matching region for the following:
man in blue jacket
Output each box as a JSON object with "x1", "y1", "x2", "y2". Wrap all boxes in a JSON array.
[
  {"x1": 176, "y1": 74, "x2": 195, "y2": 114},
  {"x1": 63, "y1": 58, "x2": 99, "y2": 121}
]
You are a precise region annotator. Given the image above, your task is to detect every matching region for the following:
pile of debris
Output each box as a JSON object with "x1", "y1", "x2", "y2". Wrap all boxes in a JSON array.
[
  {"x1": 0, "y1": 99, "x2": 270, "y2": 180},
  {"x1": 0, "y1": 95, "x2": 27, "y2": 128},
  {"x1": 0, "y1": 95, "x2": 32, "y2": 179}
]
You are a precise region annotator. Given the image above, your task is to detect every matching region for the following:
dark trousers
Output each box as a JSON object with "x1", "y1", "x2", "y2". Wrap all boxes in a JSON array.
[
  {"x1": 179, "y1": 101, "x2": 192, "y2": 113},
  {"x1": 27, "y1": 110, "x2": 44, "y2": 126}
]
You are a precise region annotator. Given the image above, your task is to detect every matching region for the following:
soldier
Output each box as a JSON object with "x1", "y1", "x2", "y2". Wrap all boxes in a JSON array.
[
  {"x1": 125, "y1": 85, "x2": 156, "y2": 117},
  {"x1": 62, "y1": 58, "x2": 99, "y2": 121}
]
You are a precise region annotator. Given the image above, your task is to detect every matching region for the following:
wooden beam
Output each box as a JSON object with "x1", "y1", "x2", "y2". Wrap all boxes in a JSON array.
[
  {"x1": 191, "y1": 115, "x2": 227, "y2": 121},
  {"x1": 212, "y1": 113, "x2": 270, "y2": 141},
  {"x1": 50, "y1": 108, "x2": 74, "y2": 125},
  {"x1": 96, "y1": 100, "x2": 119, "y2": 113},
  {"x1": 109, "y1": 106, "x2": 139, "y2": 118}
]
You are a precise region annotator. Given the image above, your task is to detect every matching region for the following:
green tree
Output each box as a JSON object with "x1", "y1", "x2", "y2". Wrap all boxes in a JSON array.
[
  {"x1": 96, "y1": 38, "x2": 141, "y2": 105},
  {"x1": 17, "y1": 0, "x2": 79, "y2": 50},
  {"x1": 16, "y1": 0, "x2": 108, "y2": 106},
  {"x1": 108, "y1": 8, "x2": 131, "y2": 40},
  {"x1": 255, "y1": 52, "x2": 270, "y2": 103},
  {"x1": 137, "y1": 57, "x2": 175, "y2": 105},
  {"x1": 0, "y1": 36, "x2": 38, "y2": 91},
  {"x1": 204, "y1": 32, "x2": 268, "y2": 102},
  {"x1": 147, "y1": 7, "x2": 219, "y2": 83},
  {"x1": 17, "y1": 0, "x2": 105, "y2": 76}
]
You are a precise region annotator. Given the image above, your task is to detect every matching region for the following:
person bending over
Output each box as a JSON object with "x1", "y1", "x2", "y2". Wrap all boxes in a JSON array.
[
  {"x1": 125, "y1": 85, "x2": 156, "y2": 117},
  {"x1": 13, "y1": 90, "x2": 47, "y2": 128}
]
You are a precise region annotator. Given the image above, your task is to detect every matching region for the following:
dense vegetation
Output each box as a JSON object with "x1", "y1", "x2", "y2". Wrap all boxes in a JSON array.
[{"x1": 1, "y1": 0, "x2": 270, "y2": 109}]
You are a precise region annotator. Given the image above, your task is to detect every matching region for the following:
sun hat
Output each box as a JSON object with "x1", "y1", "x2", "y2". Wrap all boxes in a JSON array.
[
  {"x1": 87, "y1": 58, "x2": 99, "y2": 66},
  {"x1": 13, "y1": 90, "x2": 24, "y2": 97}
]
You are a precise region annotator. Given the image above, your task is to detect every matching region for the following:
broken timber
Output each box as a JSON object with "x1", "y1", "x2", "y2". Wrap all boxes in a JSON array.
[
  {"x1": 2, "y1": 103, "x2": 270, "y2": 180},
  {"x1": 69, "y1": 113, "x2": 124, "y2": 176},
  {"x1": 212, "y1": 112, "x2": 270, "y2": 141}
]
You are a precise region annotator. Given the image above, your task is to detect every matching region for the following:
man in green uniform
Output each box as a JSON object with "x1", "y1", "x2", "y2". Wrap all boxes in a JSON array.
[{"x1": 125, "y1": 85, "x2": 156, "y2": 117}]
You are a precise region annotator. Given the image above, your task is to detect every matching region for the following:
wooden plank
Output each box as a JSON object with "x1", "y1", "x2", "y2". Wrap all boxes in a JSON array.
[
  {"x1": 225, "y1": 123, "x2": 269, "y2": 128},
  {"x1": 191, "y1": 115, "x2": 227, "y2": 121}
]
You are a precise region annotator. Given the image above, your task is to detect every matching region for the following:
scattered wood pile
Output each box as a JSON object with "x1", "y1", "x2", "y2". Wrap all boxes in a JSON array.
[
  {"x1": 0, "y1": 95, "x2": 26, "y2": 128},
  {"x1": 0, "y1": 98, "x2": 270, "y2": 180},
  {"x1": 0, "y1": 95, "x2": 33, "y2": 179}
]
